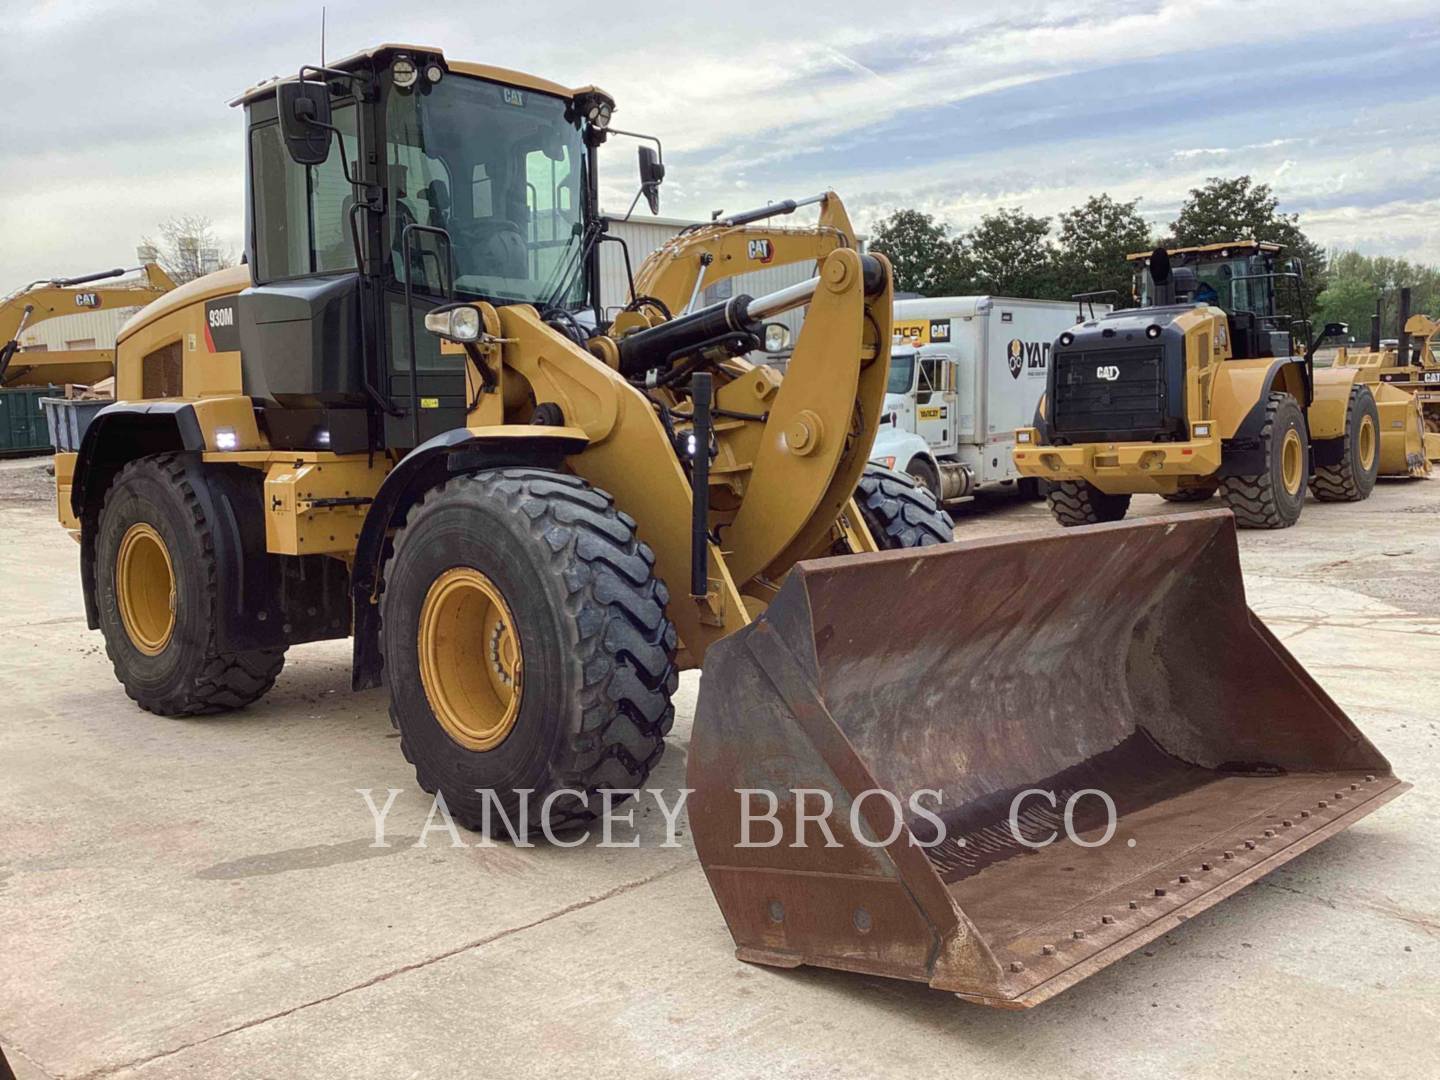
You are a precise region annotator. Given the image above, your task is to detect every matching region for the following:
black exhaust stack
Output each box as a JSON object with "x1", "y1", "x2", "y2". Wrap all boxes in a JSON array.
[
  {"x1": 1369, "y1": 296, "x2": 1382, "y2": 351},
  {"x1": 1397, "y1": 287, "x2": 1412, "y2": 366},
  {"x1": 1149, "y1": 247, "x2": 1175, "y2": 306}
]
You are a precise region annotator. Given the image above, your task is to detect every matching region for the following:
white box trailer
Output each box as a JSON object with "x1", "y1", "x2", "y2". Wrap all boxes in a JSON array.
[{"x1": 872, "y1": 295, "x2": 1108, "y2": 501}]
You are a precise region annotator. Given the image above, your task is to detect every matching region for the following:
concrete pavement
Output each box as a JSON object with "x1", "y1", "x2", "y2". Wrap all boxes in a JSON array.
[{"x1": 1, "y1": 460, "x2": 1435, "y2": 1078}]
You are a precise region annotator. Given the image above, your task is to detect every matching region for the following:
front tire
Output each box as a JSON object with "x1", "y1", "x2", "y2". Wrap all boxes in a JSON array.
[
  {"x1": 855, "y1": 465, "x2": 954, "y2": 549},
  {"x1": 95, "y1": 454, "x2": 285, "y2": 716},
  {"x1": 380, "y1": 468, "x2": 678, "y2": 835},
  {"x1": 1219, "y1": 392, "x2": 1308, "y2": 528},
  {"x1": 1046, "y1": 480, "x2": 1131, "y2": 526},
  {"x1": 1310, "y1": 385, "x2": 1380, "y2": 502}
]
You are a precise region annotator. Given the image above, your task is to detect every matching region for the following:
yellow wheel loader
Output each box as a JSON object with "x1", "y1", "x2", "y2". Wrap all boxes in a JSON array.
[
  {"x1": 1326, "y1": 289, "x2": 1440, "y2": 473},
  {"x1": 0, "y1": 264, "x2": 175, "y2": 387},
  {"x1": 1015, "y1": 242, "x2": 1394, "y2": 528},
  {"x1": 56, "y1": 45, "x2": 1404, "y2": 1008}
]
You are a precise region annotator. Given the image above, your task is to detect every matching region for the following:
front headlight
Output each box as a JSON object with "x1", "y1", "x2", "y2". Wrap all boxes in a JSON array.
[
  {"x1": 1016, "y1": 430, "x2": 1032, "y2": 444},
  {"x1": 424, "y1": 304, "x2": 482, "y2": 342}
]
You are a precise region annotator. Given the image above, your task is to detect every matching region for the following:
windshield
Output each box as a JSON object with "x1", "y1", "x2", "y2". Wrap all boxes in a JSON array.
[
  {"x1": 386, "y1": 75, "x2": 588, "y2": 306},
  {"x1": 1136, "y1": 255, "x2": 1272, "y2": 317},
  {"x1": 887, "y1": 351, "x2": 916, "y2": 395}
]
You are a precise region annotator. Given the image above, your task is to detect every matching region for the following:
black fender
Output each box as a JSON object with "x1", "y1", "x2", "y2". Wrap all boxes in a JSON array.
[
  {"x1": 1217, "y1": 358, "x2": 1310, "y2": 478},
  {"x1": 73, "y1": 403, "x2": 205, "y2": 629},
  {"x1": 349, "y1": 427, "x2": 588, "y2": 690},
  {"x1": 72, "y1": 404, "x2": 351, "y2": 650}
]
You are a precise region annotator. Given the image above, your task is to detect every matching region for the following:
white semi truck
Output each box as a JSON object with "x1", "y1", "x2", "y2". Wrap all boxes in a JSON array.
[{"x1": 871, "y1": 295, "x2": 1110, "y2": 502}]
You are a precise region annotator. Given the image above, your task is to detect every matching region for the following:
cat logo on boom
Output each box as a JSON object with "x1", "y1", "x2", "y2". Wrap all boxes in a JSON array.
[
  {"x1": 74, "y1": 293, "x2": 101, "y2": 308},
  {"x1": 747, "y1": 239, "x2": 774, "y2": 264}
]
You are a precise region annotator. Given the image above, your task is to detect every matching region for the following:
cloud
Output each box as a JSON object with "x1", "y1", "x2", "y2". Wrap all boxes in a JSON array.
[{"x1": 3, "y1": 0, "x2": 1440, "y2": 284}]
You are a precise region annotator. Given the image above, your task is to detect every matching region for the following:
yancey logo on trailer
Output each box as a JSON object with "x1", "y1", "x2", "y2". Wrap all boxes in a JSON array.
[
  {"x1": 1007, "y1": 338, "x2": 1050, "y2": 380},
  {"x1": 894, "y1": 319, "x2": 952, "y2": 346}
]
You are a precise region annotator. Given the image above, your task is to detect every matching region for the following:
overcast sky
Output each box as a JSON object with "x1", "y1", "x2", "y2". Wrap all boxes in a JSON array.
[{"x1": 2, "y1": 0, "x2": 1439, "y2": 286}]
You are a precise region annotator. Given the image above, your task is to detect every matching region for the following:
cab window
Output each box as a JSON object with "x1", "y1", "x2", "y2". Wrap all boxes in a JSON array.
[
  {"x1": 249, "y1": 103, "x2": 360, "y2": 281},
  {"x1": 917, "y1": 356, "x2": 947, "y2": 403},
  {"x1": 887, "y1": 352, "x2": 916, "y2": 395}
]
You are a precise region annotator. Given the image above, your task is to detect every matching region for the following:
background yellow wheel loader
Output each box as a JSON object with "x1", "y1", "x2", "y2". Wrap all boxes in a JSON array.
[
  {"x1": 54, "y1": 45, "x2": 1404, "y2": 1009},
  {"x1": 1325, "y1": 287, "x2": 1440, "y2": 474},
  {"x1": 1015, "y1": 242, "x2": 1394, "y2": 528}
]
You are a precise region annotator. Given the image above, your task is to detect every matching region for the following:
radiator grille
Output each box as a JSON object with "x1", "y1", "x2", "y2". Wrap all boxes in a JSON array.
[{"x1": 1053, "y1": 346, "x2": 1166, "y2": 439}]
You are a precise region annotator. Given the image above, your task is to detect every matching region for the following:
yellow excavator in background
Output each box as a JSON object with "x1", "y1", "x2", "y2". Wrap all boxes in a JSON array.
[
  {"x1": 53, "y1": 44, "x2": 1403, "y2": 1009},
  {"x1": 0, "y1": 264, "x2": 175, "y2": 387}
]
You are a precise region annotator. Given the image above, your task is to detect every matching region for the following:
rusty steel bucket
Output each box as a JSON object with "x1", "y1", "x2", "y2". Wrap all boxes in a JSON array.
[{"x1": 688, "y1": 509, "x2": 1408, "y2": 1008}]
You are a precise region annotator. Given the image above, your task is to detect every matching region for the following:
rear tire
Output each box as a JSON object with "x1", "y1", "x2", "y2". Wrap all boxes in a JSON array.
[
  {"x1": 380, "y1": 468, "x2": 678, "y2": 836},
  {"x1": 95, "y1": 454, "x2": 285, "y2": 716},
  {"x1": 855, "y1": 465, "x2": 954, "y2": 549},
  {"x1": 1310, "y1": 385, "x2": 1379, "y2": 502},
  {"x1": 1046, "y1": 480, "x2": 1131, "y2": 526},
  {"x1": 1159, "y1": 485, "x2": 1218, "y2": 503},
  {"x1": 1219, "y1": 392, "x2": 1308, "y2": 529}
]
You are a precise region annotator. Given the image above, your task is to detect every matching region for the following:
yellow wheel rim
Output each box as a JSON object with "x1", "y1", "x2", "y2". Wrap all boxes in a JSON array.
[
  {"x1": 418, "y1": 567, "x2": 523, "y2": 751},
  {"x1": 1281, "y1": 428, "x2": 1304, "y2": 495},
  {"x1": 116, "y1": 523, "x2": 176, "y2": 655},
  {"x1": 1358, "y1": 414, "x2": 1376, "y2": 471}
]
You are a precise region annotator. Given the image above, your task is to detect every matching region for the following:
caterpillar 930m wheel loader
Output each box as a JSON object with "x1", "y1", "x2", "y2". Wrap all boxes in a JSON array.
[
  {"x1": 0, "y1": 263, "x2": 175, "y2": 387},
  {"x1": 56, "y1": 45, "x2": 1404, "y2": 1009},
  {"x1": 1015, "y1": 242, "x2": 1398, "y2": 528}
]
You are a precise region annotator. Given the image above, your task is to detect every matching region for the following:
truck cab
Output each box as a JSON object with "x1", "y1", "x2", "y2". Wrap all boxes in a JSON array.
[{"x1": 874, "y1": 296, "x2": 1098, "y2": 502}]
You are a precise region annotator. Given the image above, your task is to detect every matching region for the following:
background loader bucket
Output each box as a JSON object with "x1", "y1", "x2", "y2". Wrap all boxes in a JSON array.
[{"x1": 688, "y1": 510, "x2": 1407, "y2": 1008}]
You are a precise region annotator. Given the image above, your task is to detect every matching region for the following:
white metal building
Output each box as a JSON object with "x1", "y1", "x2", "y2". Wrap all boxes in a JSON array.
[
  {"x1": 17, "y1": 306, "x2": 137, "y2": 353},
  {"x1": 600, "y1": 212, "x2": 825, "y2": 361}
]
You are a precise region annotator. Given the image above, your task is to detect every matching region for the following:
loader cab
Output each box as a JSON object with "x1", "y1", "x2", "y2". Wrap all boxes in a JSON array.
[
  {"x1": 1129, "y1": 242, "x2": 1295, "y2": 361},
  {"x1": 238, "y1": 45, "x2": 610, "y2": 451}
]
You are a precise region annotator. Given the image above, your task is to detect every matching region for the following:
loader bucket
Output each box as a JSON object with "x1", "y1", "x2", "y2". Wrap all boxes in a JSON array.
[{"x1": 688, "y1": 509, "x2": 1407, "y2": 1008}]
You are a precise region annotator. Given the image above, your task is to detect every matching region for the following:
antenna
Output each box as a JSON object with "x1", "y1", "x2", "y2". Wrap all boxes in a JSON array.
[{"x1": 320, "y1": 6, "x2": 326, "y2": 66}]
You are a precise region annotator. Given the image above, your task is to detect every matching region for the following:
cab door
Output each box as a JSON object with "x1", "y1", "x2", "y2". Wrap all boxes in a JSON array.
[{"x1": 914, "y1": 349, "x2": 956, "y2": 451}]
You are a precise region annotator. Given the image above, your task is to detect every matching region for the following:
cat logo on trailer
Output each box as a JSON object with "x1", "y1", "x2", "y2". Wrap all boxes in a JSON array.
[{"x1": 747, "y1": 239, "x2": 774, "y2": 263}]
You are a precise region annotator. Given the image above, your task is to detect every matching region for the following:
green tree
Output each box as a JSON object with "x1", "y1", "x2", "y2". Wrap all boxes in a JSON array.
[
  {"x1": 867, "y1": 209, "x2": 969, "y2": 296},
  {"x1": 1314, "y1": 276, "x2": 1380, "y2": 345},
  {"x1": 1323, "y1": 250, "x2": 1440, "y2": 337},
  {"x1": 1054, "y1": 194, "x2": 1152, "y2": 308},
  {"x1": 1170, "y1": 176, "x2": 1326, "y2": 308},
  {"x1": 962, "y1": 207, "x2": 1058, "y2": 298}
]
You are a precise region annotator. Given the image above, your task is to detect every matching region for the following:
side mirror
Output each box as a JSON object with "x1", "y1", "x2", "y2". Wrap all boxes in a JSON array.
[
  {"x1": 278, "y1": 80, "x2": 333, "y2": 166},
  {"x1": 1323, "y1": 322, "x2": 1349, "y2": 339},
  {"x1": 1148, "y1": 247, "x2": 1172, "y2": 285},
  {"x1": 637, "y1": 146, "x2": 665, "y2": 215},
  {"x1": 763, "y1": 322, "x2": 792, "y2": 353}
]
